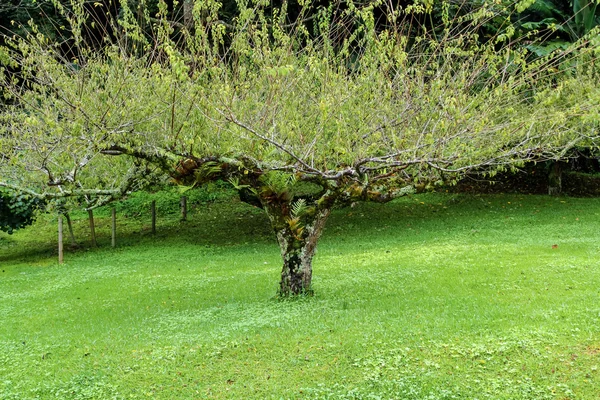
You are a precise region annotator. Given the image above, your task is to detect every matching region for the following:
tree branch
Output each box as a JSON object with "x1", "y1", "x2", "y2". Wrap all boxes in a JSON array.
[
  {"x1": 221, "y1": 111, "x2": 325, "y2": 176},
  {"x1": 0, "y1": 182, "x2": 123, "y2": 199}
]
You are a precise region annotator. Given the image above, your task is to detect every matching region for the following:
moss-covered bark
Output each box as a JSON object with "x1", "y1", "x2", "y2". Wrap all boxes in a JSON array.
[{"x1": 262, "y1": 200, "x2": 331, "y2": 296}]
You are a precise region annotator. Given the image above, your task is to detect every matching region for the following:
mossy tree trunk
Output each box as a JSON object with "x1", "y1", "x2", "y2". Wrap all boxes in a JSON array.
[{"x1": 262, "y1": 201, "x2": 332, "y2": 296}]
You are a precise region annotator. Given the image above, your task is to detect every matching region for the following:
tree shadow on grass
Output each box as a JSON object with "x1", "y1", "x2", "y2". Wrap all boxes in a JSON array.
[
  {"x1": 0, "y1": 238, "x2": 58, "y2": 264},
  {"x1": 1, "y1": 193, "x2": 574, "y2": 266},
  {"x1": 0, "y1": 199, "x2": 276, "y2": 265}
]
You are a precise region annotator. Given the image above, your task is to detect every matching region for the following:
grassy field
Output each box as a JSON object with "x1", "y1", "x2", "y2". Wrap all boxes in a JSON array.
[{"x1": 1, "y1": 192, "x2": 599, "y2": 399}]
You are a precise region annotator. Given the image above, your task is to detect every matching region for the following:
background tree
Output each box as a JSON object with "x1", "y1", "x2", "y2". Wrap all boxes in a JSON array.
[
  {"x1": 1, "y1": 0, "x2": 599, "y2": 295},
  {"x1": 0, "y1": 188, "x2": 43, "y2": 234},
  {"x1": 497, "y1": 0, "x2": 600, "y2": 194}
]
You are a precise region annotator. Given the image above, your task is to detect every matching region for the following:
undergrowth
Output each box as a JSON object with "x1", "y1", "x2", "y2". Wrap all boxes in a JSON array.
[{"x1": 107, "y1": 181, "x2": 235, "y2": 218}]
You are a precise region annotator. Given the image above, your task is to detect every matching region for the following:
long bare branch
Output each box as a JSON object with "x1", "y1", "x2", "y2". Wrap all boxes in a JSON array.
[{"x1": 220, "y1": 110, "x2": 324, "y2": 176}]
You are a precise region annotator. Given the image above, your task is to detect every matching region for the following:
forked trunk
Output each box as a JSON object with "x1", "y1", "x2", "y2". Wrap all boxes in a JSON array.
[{"x1": 265, "y1": 206, "x2": 331, "y2": 296}]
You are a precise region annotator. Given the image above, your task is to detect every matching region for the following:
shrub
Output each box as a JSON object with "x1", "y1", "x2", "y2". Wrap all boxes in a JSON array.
[
  {"x1": 111, "y1": 181, "x2": 234, "y2": 218},
  {"x1": 0, "y1": 189, "x2": 43, "y2": 234}
]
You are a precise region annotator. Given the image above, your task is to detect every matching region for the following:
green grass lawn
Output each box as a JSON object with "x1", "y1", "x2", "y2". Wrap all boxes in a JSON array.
[{"x1": 1, "y1": 193, "x2": 599, "y2": 399}]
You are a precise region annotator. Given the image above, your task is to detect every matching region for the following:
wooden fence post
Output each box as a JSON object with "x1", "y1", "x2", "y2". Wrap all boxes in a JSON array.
[
  {"x1": 58, "y1": 214, "x2": 64, "y2": 264},
  {"x1": 180, "y1": 196, "x2": 187, "y2": 221},
  {"x1": 88, "y1": 209, "x2": 97, "y2": 247},
  {"x1": 151, "y1": 200, "x2": 156, "y2": 234},
  {"x1": 111, "y1": 208, "x2": 116, "y2": 248}
]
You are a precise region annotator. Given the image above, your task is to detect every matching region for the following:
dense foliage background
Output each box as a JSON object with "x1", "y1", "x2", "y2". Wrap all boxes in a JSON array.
[{"x1": 0, "y1": 188, "x2": 42, "y2": 234}]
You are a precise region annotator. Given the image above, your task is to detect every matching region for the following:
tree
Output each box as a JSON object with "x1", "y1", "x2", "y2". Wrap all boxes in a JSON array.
[
  {"x1": 1, "y1": 0, "x2": 598, "y2": 295},
  {"x1": 0, "y1": 188, "x2": 43, "y2": 234},
  {"x1": 505, "y1": 0, "x2": 600, "y2": 194}
]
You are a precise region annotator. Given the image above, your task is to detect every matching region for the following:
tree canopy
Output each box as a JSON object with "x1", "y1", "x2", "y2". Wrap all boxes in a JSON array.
[{"x1": 1, "y1": 0, "x2": 599, "y2": 294}]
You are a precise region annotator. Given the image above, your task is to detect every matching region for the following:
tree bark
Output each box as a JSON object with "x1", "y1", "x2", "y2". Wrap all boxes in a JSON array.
[
  {"x1": 264, "y1": 205, "x2": 331, "y2": 296},
  {"x1": 183, "y1": 0, "x2": 194, "y2": 30},
  {"x1": 58, "y1": 214, "x2": 64, "y2": 264},
  {"x1": 548, "y1": 161, "x2": 562, "y2": 196},
  {"x1": 180, "y1": 196, "x2": 187, "y2": 221},
  {"x1": 64, "y1": 213, "x2": 77, "y2": 247},
  {"x1": 111, "y1": 208, "x2": 116, "y2": 248},
  {"x1": 88, "y1": 209, "x2": 97, "y2": 247},
  {"x1": 151, "y1": 200, "x2": 156, "y2": 234}
]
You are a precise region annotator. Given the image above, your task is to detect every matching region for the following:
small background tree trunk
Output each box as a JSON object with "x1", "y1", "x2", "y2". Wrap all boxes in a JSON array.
[
  {"x1": 88, "y1": 209, "x2": 97, "y2": 247},
  {"x1": 180, "y1": 196, "x2": 187, "y2": 221},
  {"x1": 64, "y1": 213, "x2": 77, "y2": 247},
  {"x1": 548, "y1": 161, "x2": 563, "y2": 196},
  {"x1": 111, "y1": 208, "x2": 116, "y2": 248},
  {"x1": 58, "y1": 214, "x2": 64, "y2": 264},
  {"x1": 183, "y1": 0, "x2": 194, "y2": 30},
  {"x1": 151, "y1": 200, "x2": 156, "y2": 234}
]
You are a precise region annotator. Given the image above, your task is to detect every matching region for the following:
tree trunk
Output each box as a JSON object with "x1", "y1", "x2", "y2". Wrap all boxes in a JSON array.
[
  {"x1": 265, "y1": 206, "x2": 331, "y2": 296},
  {"x1": 548, "y1": 161, "x2": 562, "y2": 196},
  {"x1": 58, "y1": 213, "x2": 64, "y2": 264},
  {"x1": 183, "y1": 0, "x2": 194, "y2": 30},
  {"x1": 111, "y1": 208, "x2": 116, "y2": 248},
  {"x1": 180, "y1": 196, "x2": 187, "y2": 221},
  {"x1": 64, "y1": 213, "x2": 77, "y2": 247},
  {"x1": 88, "y1": 209, "x2": 97, "y2": 247},
  {"x1": 151, "y1": 200, "x2": 156, "y2": 234}
]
